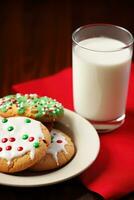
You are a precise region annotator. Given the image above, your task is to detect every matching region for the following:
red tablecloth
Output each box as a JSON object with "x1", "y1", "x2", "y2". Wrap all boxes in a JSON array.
[{"x1": 12, "y1": 65, "x2": 134, "y2": 200}]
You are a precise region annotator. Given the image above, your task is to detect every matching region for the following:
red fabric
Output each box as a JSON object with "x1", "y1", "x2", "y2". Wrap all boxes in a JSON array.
[{"x1": 12, "y1": 65, "x2": 134, "y2": 200}]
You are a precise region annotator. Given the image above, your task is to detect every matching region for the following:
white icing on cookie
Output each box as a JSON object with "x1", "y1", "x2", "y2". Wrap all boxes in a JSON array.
[
  {"x1": 0, "y1": 116, "x2": 44, "y2": 164},
  {"x1": 47, "y1": 129, "x2": 68, "y2": 165}
]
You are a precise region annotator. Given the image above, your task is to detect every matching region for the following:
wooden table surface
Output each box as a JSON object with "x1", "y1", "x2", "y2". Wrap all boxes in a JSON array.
[{"x1": 0, "y1": 1, "x2": 134, "y2": 199}]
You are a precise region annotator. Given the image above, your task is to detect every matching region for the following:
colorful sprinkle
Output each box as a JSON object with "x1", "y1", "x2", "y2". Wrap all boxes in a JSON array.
[
  {"x1": 1, "y1": 138, "x2": 8, "y2": 143},
  {"x1": 18, "y1": 107, "x2": 25, "y2": 114},
  {"x1": 0, "y1": 147, "x2": 2, "y2": 152},
  {"x1": 6, "y1": 146, "x2": 12, "y2": 151},
  {"x1": 2, "y1": 118, "x2": 8, "y2": 123},
  {"x1": 25, "y1": 118, "x2": 31, "y2": 123},
  {"x1": 29, "y1": 137, "x2": 34, "y2": 142},
  {"x1": 56, "y1": 140, "x2": 63, "y2": 143},
  {"x1": 7, "y1": 126, "x2": 14, "y2": 131},
  {"x1": 0, "y1": 107, "x2": 7, "y2": 112},
  {"x1": 17, "y1": 146, "x2": 23, "y2": 151},
  {"x1": 35, "y1": 110, "x2": 44, "y2": 118},
  {"x1": 22, "y1": 134, "x2": 29, "y2": 140},
  {"x1": 33, "y1": 141, "x2": 39, "y2": 148},
  {"x1": 9, "y1": 137, "x2": 16, "y2": 142}
]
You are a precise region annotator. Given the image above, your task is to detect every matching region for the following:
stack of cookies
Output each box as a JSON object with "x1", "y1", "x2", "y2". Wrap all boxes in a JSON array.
[{"x1": 0, "y1": 94, "x2": 75, "y2": 173}]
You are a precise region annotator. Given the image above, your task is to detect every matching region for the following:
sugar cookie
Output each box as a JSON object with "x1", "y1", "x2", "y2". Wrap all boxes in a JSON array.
[
  {"x1": 31, "y1": 129, "x2": 75, "y2": 171},
  {"x1": 0, "y1": 116, "x2": 51, "y2": 173},
  {"x1": 0, "y1": 94, "x2": 64, "y2": 122}
]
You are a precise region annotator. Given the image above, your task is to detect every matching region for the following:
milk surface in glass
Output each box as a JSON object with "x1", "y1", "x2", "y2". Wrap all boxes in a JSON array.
[{"x1": 73, "y1": 37, "x2": 131, "y2": 121}]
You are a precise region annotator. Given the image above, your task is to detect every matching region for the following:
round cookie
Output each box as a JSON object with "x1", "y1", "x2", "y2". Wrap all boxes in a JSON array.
[
  {"x1": 31, "y1": 129, "x2": 75, "y2": 171},
  {"x1": 0, "y1": 93, "x2": 64, "y2": 122},
  {"x1": 0, "y1": 116, "x2": 51, "y2": 173}
]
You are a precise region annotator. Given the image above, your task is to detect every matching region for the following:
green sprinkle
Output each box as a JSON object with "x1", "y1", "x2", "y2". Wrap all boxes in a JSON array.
[
  {"x1": 8, "y1": 126, "x2": 14, "y2": 131},
  {"x1": 35, "y1": 110, "x2": 43, "y2": 118},
  {"x1": 33, "y1": 98, "x2": 38, "y2": 103},
  {"x1": 55, "y1": 108, "x2": 62, "y2": 115},
  {"x1": 2, "y1": 118, "x2": 8, "y2": 123},
  {"x1": 33, "y1": 142, "x2": 39, "y2": 148},
  {"x1": 0, "y1": 107, "x2": 7, "y2": 112},
  {"x1": 18, "y1": 107, "x2": 25, "y2": 114},
  {"x1": 17, "y1": 96, "x2": 27, "y2": 103},
  {"x1": 25, "y1": 118, "x2": 31, "y2": 123},
  {"x1": 22, "y1": 134, "x2": 29, "y2": 140}
]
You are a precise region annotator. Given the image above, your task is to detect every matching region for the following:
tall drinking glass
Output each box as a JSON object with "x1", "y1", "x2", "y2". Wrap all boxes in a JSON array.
[{"x1": 72, "y1": 24, "x2": 133, "y2": 132}]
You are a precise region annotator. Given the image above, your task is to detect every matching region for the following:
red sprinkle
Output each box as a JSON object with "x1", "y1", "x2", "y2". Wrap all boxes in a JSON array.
[
  {"x1": 0, "y1": 147, "x2": 2, "y2": 152},
  {"x1": 29, "y1": 137, "x2": 34, "y2": 142},
  {"x1": 9, "y1": 137, "x2": 16, "y2": 142},
  {"x1": 6, "y1": 146, "x2": 12, "y2": 151},
  {"x1": 2, "y1": 138, "x2": 8, "y2": 143},
  {"x1": 56, "y1": 140, "x2": 63, "y2": 143},
  {"x1": 17, "y1": 146, "x2": 23, "y2": 151}
]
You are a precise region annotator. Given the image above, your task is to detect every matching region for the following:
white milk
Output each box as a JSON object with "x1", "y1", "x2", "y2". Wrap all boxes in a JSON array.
[{"x1": 73, "y1": 37, "x2": 132, "y2": 121}]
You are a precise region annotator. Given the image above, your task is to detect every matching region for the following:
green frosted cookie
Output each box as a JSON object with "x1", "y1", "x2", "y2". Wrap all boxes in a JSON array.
[{"x1": 0, "y1": 93, "x2": 64, "y2": 122}]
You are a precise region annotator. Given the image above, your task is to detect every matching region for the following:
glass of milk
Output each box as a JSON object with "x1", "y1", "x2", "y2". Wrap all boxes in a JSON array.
[{"x1": 72, "y1": 24, "x2": 133, "y2": 132}]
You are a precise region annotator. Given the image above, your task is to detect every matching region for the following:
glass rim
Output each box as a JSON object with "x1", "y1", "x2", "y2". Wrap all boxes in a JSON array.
[{"x1": 72, "y1": 23, "x2": 134, "y2": 52}]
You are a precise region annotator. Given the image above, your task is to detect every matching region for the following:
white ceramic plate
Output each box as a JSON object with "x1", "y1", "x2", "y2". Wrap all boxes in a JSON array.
[{"x1": 0, "y1": 108, "x2": 100, "y2": 187}]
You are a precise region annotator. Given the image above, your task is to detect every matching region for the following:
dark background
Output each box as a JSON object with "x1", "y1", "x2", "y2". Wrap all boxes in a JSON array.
[
  {"x1": 0, "y1": 0, "x2": 134, "y2": 199},
  {"x1": 0, "y1": 0, "x2": 134, "y2": 96}
]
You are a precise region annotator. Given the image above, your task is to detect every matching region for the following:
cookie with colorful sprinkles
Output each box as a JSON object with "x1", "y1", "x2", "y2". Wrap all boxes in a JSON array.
[
  {"x1": 31, "y1": 129, "x2": 75, "y2": 171},
  {"x1": 0, "y1": 93, "x2": 64, "y2": 122},
  {"x1": 0, "y1": 116, "x2": 51, "y2": 173}
]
